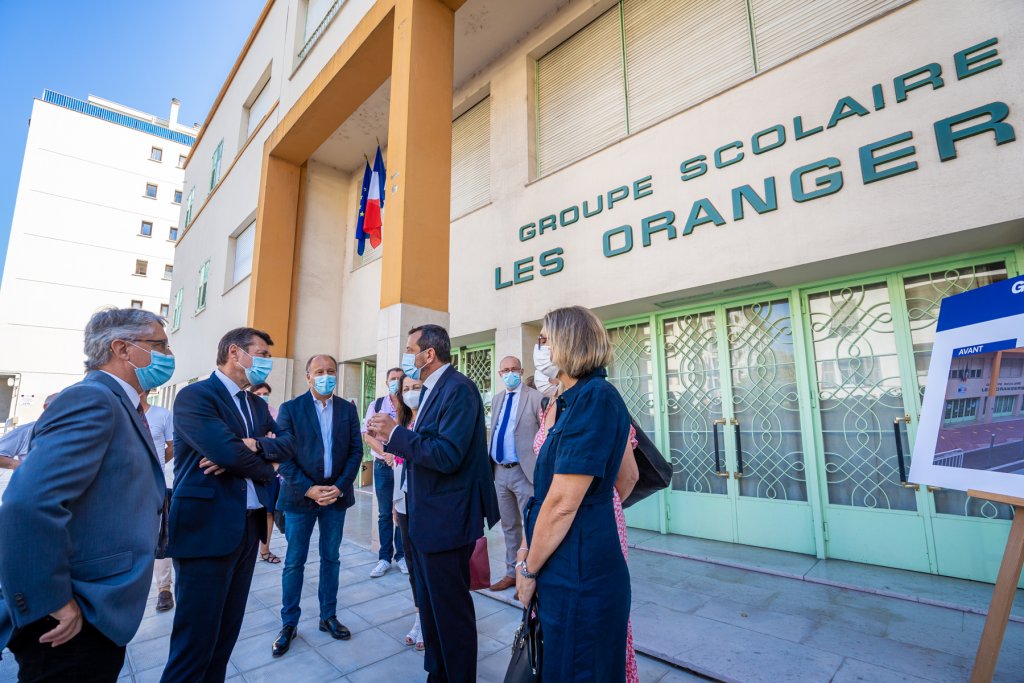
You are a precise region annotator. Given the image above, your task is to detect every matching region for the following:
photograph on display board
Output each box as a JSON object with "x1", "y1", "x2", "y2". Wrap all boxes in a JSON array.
[{"x1": 932, "y1": 341, "x2": 1024, "y2": 474}]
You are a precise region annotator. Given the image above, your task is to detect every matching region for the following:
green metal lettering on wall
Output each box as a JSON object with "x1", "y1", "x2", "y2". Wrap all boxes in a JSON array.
[
  {"x1": 860, "y1": 131, "x2": 918, "y2": 184},
  {"x1": 894, "y1": 63, "x2": 944, "y2": 103},
  {"x1": 539, "y1": 248, "x2": 565, "y2": 275},
  {"x1": 732, "y1": 178, "x2": 778, "y2": 220},
  {"x1": 871, "y1": 84, "x2": 886, "y2": 111},
  {"x1": 752, "y1": 125, "x2": 786, "y2": 155},
  {"x1": 791, "y1": 157, "x2": 843, "y2": 202},
  {"x1": 826, "y1": 96, "x2": 870, "y2": 129},
  {"x1": 494, "y1": 267, "x2": 513, "y2": 290},
  {"x1": 934, "y1": 101, "x2": 1016, "y2": 162},
  {"x1": 583, "y1": 196, "x2": 604, "y2": 218},
  {"x1": 633, "y1": 176, "x2": 654, "y2": 199},
  {"x1": 683, "y1": 199, "x2": 725, "y2": 235},
  {"x1": 714, "y1": 142, "x2": 744, "y2": 169},
  {"x1": 641, "y1": 211, "x2": 677, "y2": 246},
  {"x1": 519, "y1": 223, "x2": 536, "y2": 242},
  {"x1": 607, "y1": 185, "x2": 630, "y2": 209},
  {"x1": 680, "y1": 155, "x2": 708, "y2": 181},
  {"x1": 513, "y1": 257, "x2": 535, "y2": 284},
  {"x1": 955, "y1": 38, "x2": 1001, "y2": 80},
  {"x1": 793, "y1": 116, "x2": 823, "y2": 140},
  {"x1": 538, "y1": 215, "x2": 557, "y2": 235},
  {"x1": 603, "y1": 225, "x2": 633, "y2": 257},
  {"x1": 560, "y1": 206, "x2": 580, "y2": 227}
]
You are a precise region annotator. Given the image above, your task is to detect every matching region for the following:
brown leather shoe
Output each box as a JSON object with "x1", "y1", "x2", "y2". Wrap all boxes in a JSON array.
[
  {"x1": 156, "y1": 590, "x2": 174, "y2": 612},
  {"x1": 489, "y1": 576, "x2": 516, "y2": 592}
]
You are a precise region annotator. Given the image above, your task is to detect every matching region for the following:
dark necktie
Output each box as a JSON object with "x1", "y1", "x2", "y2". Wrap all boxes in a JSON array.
[
  {"x1": 136, "y1": 402, "x2": 151, "y2": 435},
  {"x1": 236, "y1": 390, "x2": 254, "y2": 437},
  {"x1": 494, "y1": 392, "x2": 515, "y2": 463}
]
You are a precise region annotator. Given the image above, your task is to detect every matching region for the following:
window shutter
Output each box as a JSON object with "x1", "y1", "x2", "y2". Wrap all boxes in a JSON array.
[
  {"x1": 751, "y1": 0, "x2": 910, "y2": 71},
  {"x1": 536, "y1": 6, "x2": 626, "y2": 176},
  {"x1": 623, "y1": 0, "x2": 754, "y2": 132},
  {"x1": 451, "y1": 97, "x2": 490, "y2": 219},
  {"x1": 246, "y1": 80, "x2": 273, "y2": 138},
  {"x1": 232, "y1": 221, "x2": 256, "y2": 285}
]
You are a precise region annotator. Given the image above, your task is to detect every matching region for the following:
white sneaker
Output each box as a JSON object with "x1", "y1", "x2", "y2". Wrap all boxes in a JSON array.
[
  {"x1": 370, "y1": 560, "x2": 391, "y2": 578},
  {"x1": 397, "y1": 558, "x2": 409, "y2": 575}
]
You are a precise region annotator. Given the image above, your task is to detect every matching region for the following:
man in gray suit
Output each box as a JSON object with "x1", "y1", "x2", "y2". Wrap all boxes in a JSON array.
[
  {"x1": 0, "y1": 308, "x2": 170, "y2": 682},
  {"x1": 487, "y1": 355, "x2": 543, "y2": 592}
]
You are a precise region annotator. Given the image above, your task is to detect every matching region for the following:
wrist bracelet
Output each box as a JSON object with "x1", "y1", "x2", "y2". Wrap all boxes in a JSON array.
[{"x1": 517, "y1": 559, "x2": 538, "y2": 580}]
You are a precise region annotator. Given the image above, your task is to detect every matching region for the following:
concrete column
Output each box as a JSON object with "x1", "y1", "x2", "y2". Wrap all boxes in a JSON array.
[{"x1": 495, "y1": 322, "x2": 542, "y2": 379}]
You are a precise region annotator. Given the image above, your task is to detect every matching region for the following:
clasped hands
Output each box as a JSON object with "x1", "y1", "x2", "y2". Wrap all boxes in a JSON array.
[
  {"x1": 199, "y1": 433, "x2": 277, "y2": 476},
  {"x1": 306, "y1": 484, "x2": 342, "y2": 506}
]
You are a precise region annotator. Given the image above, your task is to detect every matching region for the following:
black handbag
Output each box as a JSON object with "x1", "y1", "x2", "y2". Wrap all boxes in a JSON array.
[
  {"x1": 504, "y1": 598, "x2": 542, "y2": 683},
  {"x1": 622, "y1": 419, "x2": 672, "y2": 509}
]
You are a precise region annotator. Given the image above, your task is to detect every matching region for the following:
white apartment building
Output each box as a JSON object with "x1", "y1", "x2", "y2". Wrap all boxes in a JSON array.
[
  {"x1": 170, "y1": 0, "x2": 1023, "y2": 585},
  {"x1": 0, "y1": 92, "x2": 197, "y2": 425}
]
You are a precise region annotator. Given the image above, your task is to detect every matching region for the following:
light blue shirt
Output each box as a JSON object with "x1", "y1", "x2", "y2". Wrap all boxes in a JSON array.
[
  {"x1": 312, "y1": 392, "x2": 334, "y2": 477},
  {"x1": 490, "y1": 390, "x2": 520, "y2": 464},
  {"x1": 214, "y1": 369, "x2": 261, "y2": 509}
]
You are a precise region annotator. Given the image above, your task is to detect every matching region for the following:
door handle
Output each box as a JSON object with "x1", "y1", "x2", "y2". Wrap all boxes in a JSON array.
[
  {"x1": 892, "y1": 414, "x2": 919, "y2": 490},
  {"x1": 712, "y1": 418, "x2": 730, "y2": 477},
  {"x1": 732, "y1": 420, "x2": 744, "y2": 479}
]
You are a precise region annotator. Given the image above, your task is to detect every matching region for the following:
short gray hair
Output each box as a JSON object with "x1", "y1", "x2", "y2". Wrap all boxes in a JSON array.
[{"x1": 84, "y1": 308, "x2": 165, "y2": 370}]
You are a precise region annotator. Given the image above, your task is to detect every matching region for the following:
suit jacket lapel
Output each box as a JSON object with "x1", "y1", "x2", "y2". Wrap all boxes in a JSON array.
[
  {"x1": 418, "y1": 368, "x2": 454, "y2": 430},
  {"x1": 87, "y1": 372, "x2": 160, "y2": 468},
  {"x1": 209, "y1": 373, "x2": 247, "y2": 436},
  {"x1": 304, "y1": 392, "x2": 324, "y2": 443}
]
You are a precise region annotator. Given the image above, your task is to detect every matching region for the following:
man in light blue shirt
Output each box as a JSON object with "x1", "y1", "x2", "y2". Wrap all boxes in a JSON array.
[{"x1": 0, "y1": 393, "x2": 58, "y2": 470}]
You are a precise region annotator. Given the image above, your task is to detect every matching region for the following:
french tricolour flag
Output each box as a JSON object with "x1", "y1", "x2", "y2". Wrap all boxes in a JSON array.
[{"x1": 364, "y1": 146, "x2": 385, "y2": 249}]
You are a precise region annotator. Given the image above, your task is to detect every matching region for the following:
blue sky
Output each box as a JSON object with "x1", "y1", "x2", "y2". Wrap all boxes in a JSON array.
[{"x1": 0, "y1": 0, "x2": 266, "y2": 283}]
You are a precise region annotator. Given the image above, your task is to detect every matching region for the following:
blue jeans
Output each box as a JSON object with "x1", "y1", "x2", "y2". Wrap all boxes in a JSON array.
[
  {"x1": 280, "y1": 505, "x2": 346, "y2": 626},
  {"x1": 374, "y1": 459, "x2": 404, "y2": 562}
]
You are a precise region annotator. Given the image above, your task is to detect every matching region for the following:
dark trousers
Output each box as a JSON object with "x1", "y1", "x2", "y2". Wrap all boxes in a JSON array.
[
  {"x1": 396, "y1": 512, "x2": 418, "y2": 607},
  {"x1": 374, "y1": 460, "x2": 403, "y2": 562},
  {"x1": 410, "y1": 536, "x2": 476, "y2": 682},
  {"x1": 8, "y1": 618, "x2": 124, "y2": 683},
  {"x1": 160, "y1": 511, "x2": 262, "y2": 683}
]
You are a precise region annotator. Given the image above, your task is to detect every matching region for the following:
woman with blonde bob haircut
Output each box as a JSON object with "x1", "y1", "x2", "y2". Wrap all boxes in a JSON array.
[{"x1": 516, "y1": 305, "x2": 632, "y2": 682}]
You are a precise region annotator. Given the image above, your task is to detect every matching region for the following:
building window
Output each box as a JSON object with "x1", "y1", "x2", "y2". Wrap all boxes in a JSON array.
[
  {"x1": 160, "y1": 303, "x2": 170, "y2": 317},
  {"x1": 245, "y1": 71, "x2": 273, "y2": 139},
  {"x1": 451, "y1": 97, "x2": 490, "y2": 218},
  {"x1": 140, "y1": 221, "x2": 153, "y2": 237},
  {"x1": 171, "y1": 288, "x2": 183, "y2": 331},
  {"x1": 209, "y1": 140, "x2": 224, "y2": 192},
  {"x1": 184, "y1": 188, "x2": 195, "y2": 225},
  {"x1": 131, "y1": 300, "x2": 143, "y2": 309},
  {"x1": 134, "y1": 260, "x2": 148, "y2": 276},
  {"x1": 943, "y1": 397, "x2": 979, "y2": 423},
  {"x1": 169, "y1": 227, "x2": 179, "y2": 242},
  {"x1": 196, "y1": 260, "x2": 210, "y2": 313},
  {"x1": 231, "y1": 221, "x2": 256, "y2": 286},
  {"x1": 300, "y1": 0, "x2": 342, "y2": 57},
  {"x1": 174, "y1": 190, "x2": 183, "y2": 204},
  {"x1": 145, "y1": 183, "x2": 158, "y2": 199},
  {"x1": 150, "y1": 147, "x2": 163, "y2": 162},
  {"x1": 994, "y1": 395, "x2": 1017, "y2": 417},
  {"x1": 177, "y1": 154, "x2": 187, "y2": 168},
  {"x1": 163, "y1": 264, "x2": 174, "y2": 280}
]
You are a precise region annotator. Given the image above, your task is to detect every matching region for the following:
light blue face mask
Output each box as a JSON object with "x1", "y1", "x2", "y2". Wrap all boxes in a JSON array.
[
  {"x1": 501, "y1": 371, "x2": 522, "y2": 391},
  {"x1": 388, "y1": 379, "x2": 401, "y2": 395},
  {"x1": 128, "y1": 342, "x2": 175, "y2": 391},
  {"x1": 313, "y1": 374, "x2": 337, "y2": 396},
  {"x1": 241, "y1": 349, "x2": 273, "y2": 386},
  {"x1": 402, "y1": 352, "x2": 423, "y2": 381}
]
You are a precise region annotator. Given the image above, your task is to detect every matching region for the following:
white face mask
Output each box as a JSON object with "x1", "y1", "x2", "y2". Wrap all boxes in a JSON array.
[
  {"x1": 533, "y1": 344, "x2": 559, "y2": 380},
  {"x1": 403, "y1": 390, "x2": 421, "y2": 410}
]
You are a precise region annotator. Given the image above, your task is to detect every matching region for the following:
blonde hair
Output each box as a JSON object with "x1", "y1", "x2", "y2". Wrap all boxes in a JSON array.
[{"x1": 543, "y1": 306, "x2": 613, "y2": 379}]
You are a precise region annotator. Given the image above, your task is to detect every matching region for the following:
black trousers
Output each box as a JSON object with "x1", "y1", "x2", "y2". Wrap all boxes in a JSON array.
[
  {"x1": 160, "y1": 511, "x2": 262, "y2": 683},
  {"x1": 8, "y1": 618, "x2": 125, "y2": 683},
  {"x1": 410, "y1": 537, "x2": 476, "y2": 683},
  {"x1": 396, "y1": 512, "x2": 419, "y2": 608}
]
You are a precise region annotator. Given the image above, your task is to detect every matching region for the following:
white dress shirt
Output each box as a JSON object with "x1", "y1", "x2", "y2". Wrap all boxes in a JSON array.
[
  {"x1": 101, "y1": 371, "x2": 141, "y2": 409},
  {"x1": 214, "y1": 370, "x2": 261, "y2": 509}
]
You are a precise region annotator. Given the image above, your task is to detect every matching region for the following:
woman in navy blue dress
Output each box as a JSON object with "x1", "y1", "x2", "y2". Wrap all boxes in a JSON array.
[{"x1": 517, "y1": 305, "x2": 632, "y2": 682}]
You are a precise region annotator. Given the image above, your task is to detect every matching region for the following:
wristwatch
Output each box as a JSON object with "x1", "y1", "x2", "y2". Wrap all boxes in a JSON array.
[{"x1": 517, "y1": 560, "x2": 538, "y2": 580}]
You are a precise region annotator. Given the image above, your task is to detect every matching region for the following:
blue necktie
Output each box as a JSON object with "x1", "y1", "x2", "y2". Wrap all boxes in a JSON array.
[{"x1": 495, "y1": 393, "x2": 515, "y2": 463}]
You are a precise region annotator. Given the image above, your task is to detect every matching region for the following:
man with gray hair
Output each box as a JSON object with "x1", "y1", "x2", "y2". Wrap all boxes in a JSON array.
[{"x1": 0, "y1": 308, "x2": 172, "y2": 681}]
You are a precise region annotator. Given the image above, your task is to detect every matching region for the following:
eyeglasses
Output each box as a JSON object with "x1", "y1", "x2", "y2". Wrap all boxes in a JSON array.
[
  {"x1": 498, "y1": 368, "x2": 522, "y2": 375},
  {"x1": 130, "y1": 338, "x2": 171, "y2": 352}
]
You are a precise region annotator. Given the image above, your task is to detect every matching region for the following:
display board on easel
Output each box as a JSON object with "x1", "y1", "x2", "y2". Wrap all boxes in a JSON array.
[{"x1": 908, "y1": 275, "x2": 1024, "y2": 682}]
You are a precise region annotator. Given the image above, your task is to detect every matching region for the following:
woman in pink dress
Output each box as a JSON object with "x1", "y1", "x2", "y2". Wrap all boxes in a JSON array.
[{"x1": 525, "y1": 338, "x2": 641, "y2": 683}]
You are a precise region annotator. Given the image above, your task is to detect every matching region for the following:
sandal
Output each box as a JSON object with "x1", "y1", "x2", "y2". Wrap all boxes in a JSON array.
[
  {"x1": 260, "y1": 551, "x2": 281, "y2": 564},
  {"x1": 405, "y1": 616, "x2": 422, "y2": 647}
]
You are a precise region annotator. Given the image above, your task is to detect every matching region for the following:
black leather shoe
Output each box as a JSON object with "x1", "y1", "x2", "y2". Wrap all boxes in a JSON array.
[
  {"x1": 272, "y1": 625, "x2": 297, "y2": 657},
  {"x1": 319, "y1": 616, "x2": 351, "y2": 640}
]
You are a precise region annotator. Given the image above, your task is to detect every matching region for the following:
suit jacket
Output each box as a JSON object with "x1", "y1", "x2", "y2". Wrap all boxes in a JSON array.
[
  {"x1": 489, "y1": 385, "x2": 544, "y2": 483},
  {"x1": 386, "y1": 367, "x2": 500, "y2": 554},
  {"x1": 166, "y1": 373, "x2": 294, "y2": 559},
  {"x1": 0, "y1": 372, "x2": 164, "y2": 647},
  {"x1": 275, "y1": 392, "x2": 362, "y2": 512}
]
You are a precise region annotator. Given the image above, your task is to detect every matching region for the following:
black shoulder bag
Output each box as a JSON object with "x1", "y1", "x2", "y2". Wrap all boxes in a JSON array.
[
  {"x1": 622, "y1": 419, "x2": 672, "y2": 508},
  {"x1": 504, "y1": 597, "x2": 542, "y2": 682}
]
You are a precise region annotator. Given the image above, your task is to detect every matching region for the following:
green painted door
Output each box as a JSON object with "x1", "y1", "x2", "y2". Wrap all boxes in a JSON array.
[{"x1": 802, "y1": 260, "x2": 1015, "y2": 580}]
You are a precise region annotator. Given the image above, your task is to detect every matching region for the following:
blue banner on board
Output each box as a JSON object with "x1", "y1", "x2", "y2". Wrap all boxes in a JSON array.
[
  {"x1": 936, "y1": 276, "x2": 1024, "y2": 332},
  {"x1": 952, "y1": 339, "x2": 1019, "y2": 357}
]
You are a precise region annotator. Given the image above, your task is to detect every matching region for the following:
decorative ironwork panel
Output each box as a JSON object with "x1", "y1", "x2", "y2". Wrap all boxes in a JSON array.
[
  {"x1": 903, "y1": 262, "x2": 1012, "y2": 520},
  {"x1": 607, "y1": 322, "x2": 655, "y2": 441},
  {"x1": 361, "y1": 363, "x2": 376, "y2": 415},
  {"x1": 727, "y1": 300, "x2": 807, "y2": 501},
  {"x1": 662, "y1": 312, "x2": 726, "y2": 495},
  {"x1": 808, "y1": 283, "x2": 916, "y2": 511},
  {"x1": 463, "y1": 348, "x2": 494, "y2": 420}
]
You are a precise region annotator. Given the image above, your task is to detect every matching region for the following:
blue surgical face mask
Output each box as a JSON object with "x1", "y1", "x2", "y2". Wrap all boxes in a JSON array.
[
  {"x1": 313, "y1": 374, "x2": 337, "y2": 396},
  {"x1": 127, "y1": 342, "x2": 175, "y2": 391},
  {"x1": 388, "y1": 379, "x2": 401, "y2": 395},
  {"x1": 501, "y1": 371, "x2": 522, "y2": 391},
  {"x1": 402, "y1": 351, "x2": 423, "y2": 381},
  {"x1": 240, "y1": 349, "x2": 273, "y2": 385},
  {"x1": 257, "y1": 394, "x2": 270, "y2": 403}
]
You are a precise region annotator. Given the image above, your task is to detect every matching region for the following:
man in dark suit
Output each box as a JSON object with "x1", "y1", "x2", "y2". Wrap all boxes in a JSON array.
[
  {"x1": 270, "y1": 354, "x2": 363, "y2": 657},
  {"x1": 368, "y1": 324, "x2": 500, "y2": 683},
  {"x1": 0, "y1": 308, "x2": 169, "y2": 682},
  {"x1": 161, "y1": 327, "x2": 294, "y2": 683}
]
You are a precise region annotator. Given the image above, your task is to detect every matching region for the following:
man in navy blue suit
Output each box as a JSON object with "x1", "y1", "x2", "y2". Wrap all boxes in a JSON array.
[
  {"x1": 369, "y1": 324, "x2": 500, "y2": 682},
  {"x1": 161, "y1": 327, "x2": 294, "y2": 683},
  {"x1": 270, "y1": 354, "x2": 363, "y2": 657}
]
